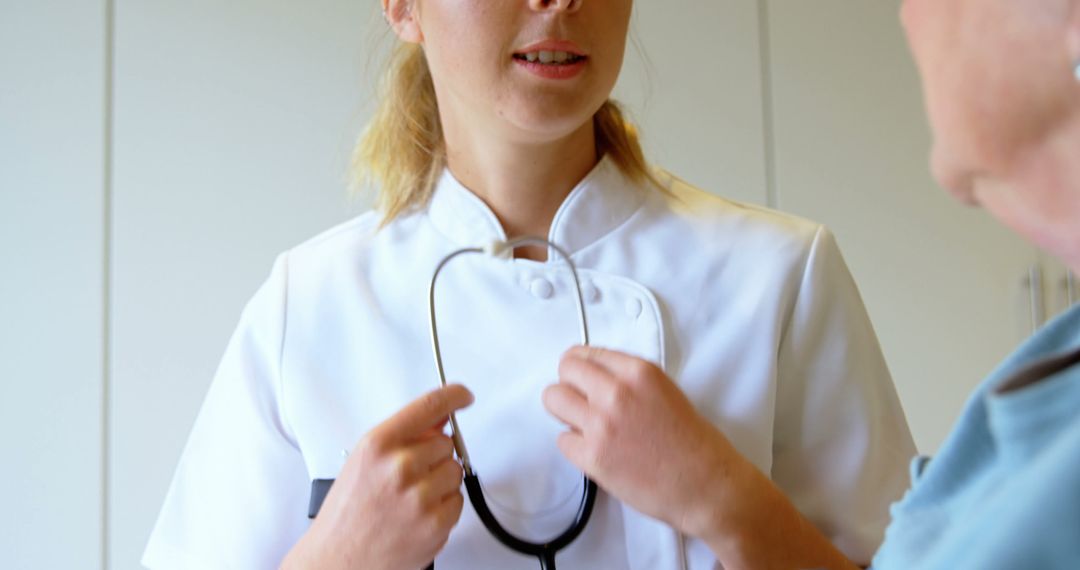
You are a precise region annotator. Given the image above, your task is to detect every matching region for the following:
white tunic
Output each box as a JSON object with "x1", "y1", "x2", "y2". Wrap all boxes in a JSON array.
[{"x1": 143, "y1": 158, "x2": 915, "y2": 569}]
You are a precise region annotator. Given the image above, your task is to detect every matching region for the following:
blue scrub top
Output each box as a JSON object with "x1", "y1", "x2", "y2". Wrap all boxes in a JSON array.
[{"x1": 872, "y1": 304, "x2": 1080, "y2": 569}]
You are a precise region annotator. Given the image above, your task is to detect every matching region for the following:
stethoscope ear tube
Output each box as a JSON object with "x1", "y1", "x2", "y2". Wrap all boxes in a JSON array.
[{"x1": 427, "y1": 237, "x2": 598, "y2": 570}]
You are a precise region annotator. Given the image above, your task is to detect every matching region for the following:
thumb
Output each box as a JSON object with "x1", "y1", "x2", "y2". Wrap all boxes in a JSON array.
[{"x1": 377, "y1": 384, "x2": 474, "y2": 443}]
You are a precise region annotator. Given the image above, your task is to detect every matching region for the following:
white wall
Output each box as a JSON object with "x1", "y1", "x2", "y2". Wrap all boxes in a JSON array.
[
  {"x1": 765, "y1": 0, "x2": 1041, "y2": 451},
  {"x1": 109, "y1": 0, "x2": 373, "y2": 566},
  {"x1": 3, "y1": 1, "x2": 1069, "y2": 569},
  {"x1": 0, "y1": 2, "x2": 107, "y2": 569},
  {"x1": 617, "y1": 1, "x2": 768, "y2": 205}
]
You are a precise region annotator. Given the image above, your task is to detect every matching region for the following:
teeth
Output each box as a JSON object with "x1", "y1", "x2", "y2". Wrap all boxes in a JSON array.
[{"x1": 519, "y1": 51, "x2": 581, "y2": 64}]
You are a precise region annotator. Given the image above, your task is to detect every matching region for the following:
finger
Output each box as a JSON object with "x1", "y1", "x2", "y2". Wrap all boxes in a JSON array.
[
  {"x1": 557, "y1": 350, "x2": 618, "y2": 401},
  {"x1": 405, "y1": 434, "x2": 456, "y2": 472},
  {"x1": 416, "y1": 491, "x2": 465, "y2": 563},
  {"x1": 377, "y1": 384, "x2": 474, "y2": 443},
  {"x1": 542, "y1": 383, "x2": 589, "y2": 432},
  {"x1": 419, "y1": 458, "x2": 465, "y2": 504},
  {"x1": 555, "y1": 431, "x2": 593, "y2": 474},
  {"x1": 416, "y1": 416, "x2": 451, "y2": 440},
  {"x1": 433, "y1": 489, "x2": 466, "y2": 530},
  {"x1": 564, "y1": 345, "x2": 661, "y2": 380}
]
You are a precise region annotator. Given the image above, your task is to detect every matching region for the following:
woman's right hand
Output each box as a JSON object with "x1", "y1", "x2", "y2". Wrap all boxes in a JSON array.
[{"x1": 281, "y1": 384, "x2": 475, "y2": 570}]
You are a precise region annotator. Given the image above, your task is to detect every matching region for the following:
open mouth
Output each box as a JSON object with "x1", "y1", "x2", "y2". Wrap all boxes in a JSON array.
[{"x1": 512, "y1": 51, "x2": 588, "y2": 65}]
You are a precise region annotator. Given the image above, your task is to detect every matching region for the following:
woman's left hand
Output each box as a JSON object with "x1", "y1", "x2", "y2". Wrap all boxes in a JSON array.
[{"x1": 542, "y1": 346, "x2": 751, "y2": 539}]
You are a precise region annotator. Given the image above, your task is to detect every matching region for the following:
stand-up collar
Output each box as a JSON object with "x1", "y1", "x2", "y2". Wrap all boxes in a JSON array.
[{"x1": 425, "y1": 156, "x2": 647, "y2": 260}]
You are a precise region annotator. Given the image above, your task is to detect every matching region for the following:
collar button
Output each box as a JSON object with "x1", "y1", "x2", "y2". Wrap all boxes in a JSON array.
[
  {"x1": 530, "y1": 278, "x2": 555, "y2": 300},
  {"x1": 581, "y1": 282, "x2": 600, "y2": 304}
]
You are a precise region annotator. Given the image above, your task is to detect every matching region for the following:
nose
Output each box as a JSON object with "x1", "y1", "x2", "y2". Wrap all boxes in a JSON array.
[{"x1": 529, "y1": 0, "x2": 582, "y2": 13}]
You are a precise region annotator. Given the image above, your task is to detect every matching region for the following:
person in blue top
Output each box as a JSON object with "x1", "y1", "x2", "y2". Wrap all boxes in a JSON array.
[
  {"x1": 536, "y1": 0, "x2": 1080, "y2": 569},
  {"x1": 870, "y1": 1, "x2": 1080, "y2": 567}
]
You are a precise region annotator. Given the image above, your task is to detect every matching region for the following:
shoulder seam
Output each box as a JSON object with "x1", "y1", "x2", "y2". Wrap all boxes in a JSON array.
[
  {"x1": 293, "y1": 212, "x2": 381, "y2": 252},
  {"x1": 776, "y1": 223, "x2": 828, "y2": 360},
  {"x1": 276, "y1": 251, "x2": 301, "y2": 449}
]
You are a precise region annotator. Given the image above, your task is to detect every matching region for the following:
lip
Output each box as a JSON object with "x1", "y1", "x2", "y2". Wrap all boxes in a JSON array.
[
  {"x1": 514, "y1": 39, "x2": 587, "y2": 57},
  {"x1": 513, "y1": 57, "x2": 587, "y2": 80}
]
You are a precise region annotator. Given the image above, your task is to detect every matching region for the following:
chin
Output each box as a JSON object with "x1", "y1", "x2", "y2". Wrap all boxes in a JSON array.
[
  {"x1": 931, "y1": 142, "x2": 979, "y2": 206},
  {"x1": 507, "y1": 110, "x2": 597, "y2": 145}
]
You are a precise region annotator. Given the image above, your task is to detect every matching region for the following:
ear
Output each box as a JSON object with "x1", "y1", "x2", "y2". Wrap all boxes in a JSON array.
[{"x1": 384, "y1": 0, "x2": 424, "y2": 44}]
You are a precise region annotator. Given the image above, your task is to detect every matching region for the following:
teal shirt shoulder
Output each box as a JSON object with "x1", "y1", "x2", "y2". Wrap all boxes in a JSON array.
[{"x1": 873, "y1": 305, "x2": 1080, "y2": 570}]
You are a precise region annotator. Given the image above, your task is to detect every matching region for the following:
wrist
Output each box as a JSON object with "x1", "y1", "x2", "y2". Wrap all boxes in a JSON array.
[
  {"x1": 280, "y1": 541, "x2": 314, "y2": 570},
  {"x1": 681, "y1": 450, "x2": 766, "y2": 551},
  {"x1": 281, "y1": 526, "x2": 343, "y2": 570},
  {"x1": 677, "y1": 434, "x2": 803, "y2": 567},
  {"x1": 687, "y1": 460, "x2": 860, "y2": 570}
]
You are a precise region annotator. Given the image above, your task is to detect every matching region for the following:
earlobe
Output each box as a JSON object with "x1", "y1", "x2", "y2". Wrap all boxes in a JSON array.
[{"x1": 384, "y1": 0, "x2": 424, "y2": 44}]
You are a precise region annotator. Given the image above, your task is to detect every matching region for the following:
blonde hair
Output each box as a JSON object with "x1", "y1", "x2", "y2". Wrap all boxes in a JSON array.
[{"x1": 353, "y1": 42, "x2": 663, "y2": 224}]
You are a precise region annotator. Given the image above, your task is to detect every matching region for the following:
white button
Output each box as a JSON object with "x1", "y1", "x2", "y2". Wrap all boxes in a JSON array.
[
  {"x1": 625, "y1": 297, "x2": 643, "y2": 318},
  {"x1": 531, "y1": 278, "x2": 554, "y2": 299},
  {"x1": 581, "y1": 283, "x2": 600, "y2": 303}
]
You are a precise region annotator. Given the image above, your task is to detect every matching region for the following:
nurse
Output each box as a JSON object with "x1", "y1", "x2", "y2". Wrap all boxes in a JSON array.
[{"x1": 143, "y1": 1, "x2": 915, "y2": 569}]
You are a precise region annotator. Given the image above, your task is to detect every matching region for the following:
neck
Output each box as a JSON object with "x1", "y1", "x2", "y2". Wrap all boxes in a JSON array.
[{"x1": 442, "y1": 119, "x2": 599, "y2": 261}]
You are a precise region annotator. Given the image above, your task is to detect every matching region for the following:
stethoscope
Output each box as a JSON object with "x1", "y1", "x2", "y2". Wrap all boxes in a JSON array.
[{"x1": 425, "y1": 236, "x2": 599, "y2": 570}]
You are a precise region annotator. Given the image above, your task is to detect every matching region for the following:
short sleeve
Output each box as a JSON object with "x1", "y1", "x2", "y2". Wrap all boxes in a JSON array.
[
  {"x1": 771, "y1": 227, "x2": 916, "y2": 565},
  {"x1": 143, "y1": 253, "x2": 312, "y2": 569}
]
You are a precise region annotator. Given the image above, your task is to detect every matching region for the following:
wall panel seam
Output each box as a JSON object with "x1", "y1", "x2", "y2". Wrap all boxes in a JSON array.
[
  {"x1": 102, "y1": 0, "x2": 116, "y2": 567},
  {"x1": 757, "y1": 0, "x2": 779, "y2": 209}
]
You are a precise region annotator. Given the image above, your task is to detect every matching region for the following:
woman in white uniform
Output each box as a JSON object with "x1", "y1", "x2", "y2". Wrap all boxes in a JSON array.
[{"x1": 143, "y1": 1, "x2": 915, "y2": 569}]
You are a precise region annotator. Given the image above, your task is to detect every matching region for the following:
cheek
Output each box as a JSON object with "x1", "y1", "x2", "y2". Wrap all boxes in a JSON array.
[
  {"x1": 422, "y1": 9, "x2": 508, "y2": 95},
  {"x1": 588, "y1": 8, "x2": 631, "y2": 99}
]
